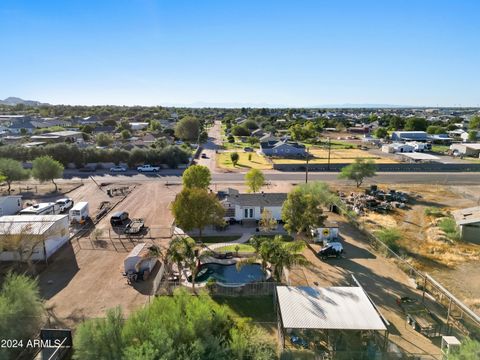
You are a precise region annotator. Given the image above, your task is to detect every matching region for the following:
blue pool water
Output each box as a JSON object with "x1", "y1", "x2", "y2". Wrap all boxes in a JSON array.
[{"x1": 190, "y1": 263, "x2": 267, "y2": 284}]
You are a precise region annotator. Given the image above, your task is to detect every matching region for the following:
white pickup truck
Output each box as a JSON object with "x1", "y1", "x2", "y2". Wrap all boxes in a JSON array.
[{"x1": 136, "y1": 164, "x2": 160, "y2": 172}]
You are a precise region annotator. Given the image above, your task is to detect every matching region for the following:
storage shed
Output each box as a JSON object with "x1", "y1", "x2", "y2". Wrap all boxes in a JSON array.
[
  {"x1": 0, "y1": 215, "x2": 70, "y2": 261},
  {"x1": 124, "y1": 243, "x2": 158, "y2": 273},
  {"x1": 452, "y1": 206, "x2": 480, "y2": 244}
]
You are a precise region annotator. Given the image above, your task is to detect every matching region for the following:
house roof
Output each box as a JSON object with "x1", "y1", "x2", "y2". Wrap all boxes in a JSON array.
[
  {"x1": 224, "y1": 192, "x2": 287, "y2": 207},
  {"x1": 276, "y1": 286, "x2": 387, "y2": 330},
  {"x1": 0, "y1": 215, "x2": 67, "y2": 235},
  {"x1": 452, "y1": 206, "x2": 480, "y2": 226}
]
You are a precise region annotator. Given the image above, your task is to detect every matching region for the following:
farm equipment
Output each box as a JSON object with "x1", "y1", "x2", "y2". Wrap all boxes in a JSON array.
[
  {"x1": 124, "y1": 218, "x2": 145, "y2": 235},
  {"x1": 397, "y1": 296, "x2": 446, "y2": 338}
]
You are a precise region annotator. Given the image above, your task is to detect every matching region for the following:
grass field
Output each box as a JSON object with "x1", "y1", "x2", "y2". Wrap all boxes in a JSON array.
[
  {"x1": 214, "y1": 296, "x2": 275, "y2": 322},
  {"x1": 217, "y1": 151, "x2": 272, "y2": 170},
  {"x1": 272, "y1": 147, "x2": 397, "y2": 164},
  {"x1": 215, "y1": 243, "x2": 256, "y2": 253},
  {"x1": 192, "y1": 235, "x2": 242, "y2": 243}
]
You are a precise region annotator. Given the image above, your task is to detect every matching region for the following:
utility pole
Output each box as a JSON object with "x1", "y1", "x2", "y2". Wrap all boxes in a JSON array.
[
  {"x1": 327, "y1": 137, "x2": 331, "y2": 170},
  {"x1": 305, "y1": 147, "x2": 309, "y2": 183}
]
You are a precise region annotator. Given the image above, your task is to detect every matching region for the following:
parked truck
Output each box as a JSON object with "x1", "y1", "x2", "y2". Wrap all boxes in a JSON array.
[
  {"x1": 69, "y1": 202, "x2": 89, "y2": 224},
  {"x1": 136, "y1": 164, "x2": 160, "y2": 172}
]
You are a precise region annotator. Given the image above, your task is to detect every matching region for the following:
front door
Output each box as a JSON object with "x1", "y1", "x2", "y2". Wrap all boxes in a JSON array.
[{"x1": 244, "y1": 208, "x2": 254, "y2": 219}]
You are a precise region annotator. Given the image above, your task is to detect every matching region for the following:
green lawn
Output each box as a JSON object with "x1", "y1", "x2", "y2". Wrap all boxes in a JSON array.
[
  {"x1": 215, "y1": 244, "x2": 256, "y2": 253},
  {"x1": 214, "y1": 296, "x2": 275, "y2": 322},
  {"x1": 192, "y1": 235, "x2": 242, "y2": 243},
  {"x1": 431, "y1": 144, "x2": 450, "y2": 153}
]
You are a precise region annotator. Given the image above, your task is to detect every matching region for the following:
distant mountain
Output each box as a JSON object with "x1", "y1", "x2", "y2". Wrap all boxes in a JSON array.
[{"x1": 0, "y1": 97, "x2": 49, "y2": 107}]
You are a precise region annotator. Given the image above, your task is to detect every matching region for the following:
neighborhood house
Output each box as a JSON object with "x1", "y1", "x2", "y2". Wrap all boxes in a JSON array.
[
  {"x1": 219, "y1": 188, "x2": 287, "y2": 222},
  {"x1": 260, "y1": 139, "x2": 307, "y2": 157},
  {"x1": 452, "y1": 206, "x2": 480, "y2": 244}
]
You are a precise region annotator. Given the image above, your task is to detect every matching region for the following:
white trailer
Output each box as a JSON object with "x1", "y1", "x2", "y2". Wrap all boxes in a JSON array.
[
  {"x1": 19, "y1": 202, "x2": 60, "y2": 215},
  {"x1": 124, "y1": 243, "x2": 157, "y2": 273},
  {"x1": 0, "y1": 196, "x2": 22, "y2": 216},
  {"x1": 69, "y1": 202, "x2": 89, "y2": 223},
  {"x1": 312, "y1": 222, "x2": 340, "y2": 244}
]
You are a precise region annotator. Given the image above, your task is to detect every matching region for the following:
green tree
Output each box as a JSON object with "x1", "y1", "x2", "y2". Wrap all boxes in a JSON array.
[
  {"x1": 338, "y1": 158, "x2": 376, "y2": 188},
  {"x1": 404, "y1": 117, "x2": 427, "y2": 131},
  {"x1": 282, "y1": 184, "x2": 328, "y2": 236},
  {"x1": 96, "y1": 133, "x2": 114, "y2": 147},
  {"x1": 240, "y1": 236, "x2": 306, "y2": 281},
  {"x1": 182, "y1": 165, "x2": 211, "y2": 189},
  {"x1": 230, "y1": 152, "x2": 239, "y2": 167},
  {"x1": 244, "y1": 168, "x2": 265, "y2": 193},
  {"x1": 373, "y1": 127, "x2": 388, "y2": 139},
  {"x1": 0, "y1": 273, "x2": 44, "y2": 360},
  {"x1": 243, "y1": 120, "x2": 259, "y2": 130},
  {"x1": 121, "y1": 129, "x2": 132, "y2": 139},
  {"x1": 148, "y1": 120, "x2": 161, "y2": 132},
  {"x1": 74, "y1": 289, "x2": 276, "y2": 360},
  {"x1": 0, "y1": 158, "x2": 30, "y2": 194},
  {"x1": 231, "y1": 125, "x2": 250, "y2": 136},
  {"x1": 388, "y1": 116, "x2": 405, "y2": 130},
  {"x1": 174, "y1": 116, "x2": 200, "y2": 141},
  {"x1": 468, "y1": 115, "x2": 480, "y2": 130},
  {"x1": 468, "y1": 130, "x2": 478, "y2": 141},
  {"x1": 258, "y1": 209, "x2": 277, "y2": 231},
  {"x1": 31, "y1": 155, "x2": 64, "y2": 192},
  {"x1": 171, "y1": 188, "x2": 225, "y2": 237}
]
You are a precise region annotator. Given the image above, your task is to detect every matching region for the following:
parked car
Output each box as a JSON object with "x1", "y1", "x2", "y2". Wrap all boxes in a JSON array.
[
  {"x1": 110, "y1": 211, "x2": 129, "y2": 226},
  {"x1": 318, "y1": 242, "x2": 344, "y2": 259},
  {"x1": 244, "y1": 147, "x2": 253, "y2": 152},
  {"x1": 201, "y1": 153, "x2": 208, "y2": 158},
  {"x1": 136, "y1": 164, "x2": 160, "y2": 172},
  {"x1": 110, "y1": 165, "x2": 127, "y2": 172},
  {"x1": 56, "y1": 198, "x2": 74, "y2": 213}
]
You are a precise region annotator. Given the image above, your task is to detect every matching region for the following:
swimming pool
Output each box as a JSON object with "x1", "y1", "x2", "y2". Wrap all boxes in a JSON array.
[{"x1": 189, "y1": 262, "x2": 267, "y2": 285}]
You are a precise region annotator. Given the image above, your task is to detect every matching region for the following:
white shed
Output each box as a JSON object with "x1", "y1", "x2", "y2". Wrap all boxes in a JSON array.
[
  {"x1": 0, "y1": 196, "x2": 22, "y2": 216},
  {"x1": 0, "y1": 215, "x2": 70, "y2": 261},
  {"x1": 124, "y1": 243, "x2": 158, "y2": 273}
]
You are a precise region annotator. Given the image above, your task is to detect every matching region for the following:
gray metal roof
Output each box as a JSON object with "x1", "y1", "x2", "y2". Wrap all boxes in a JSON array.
[
  {"x1": 0, "y1": 215, "x2": 67, "y2": 235},
  {"x1": 276, "y1": 286, "x2": 387, "y2": 330},
  {"x1": 452, "y1": 206, "x2": 480, "y2": 225},
  {"x1": 224, "y1": 192, "x2": 287, "y2": 207}
]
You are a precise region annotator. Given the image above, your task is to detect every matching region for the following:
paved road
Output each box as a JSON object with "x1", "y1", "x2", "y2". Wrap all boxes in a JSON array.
[
  {"x1": 61, "y1": 170, "x2": 480, "y2": 185},
  {"x1": 195, "y1": 120, "x2": 222, "y2": 170}
]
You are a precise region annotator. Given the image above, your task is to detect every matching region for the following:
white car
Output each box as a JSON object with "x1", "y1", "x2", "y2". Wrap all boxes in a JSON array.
[
  {"x1": 137, "y1": 164, "x2": 160, "y2": 172},
  {"x1": 56, "y1": 198, "x2": 74, "y2": 213},
  {"x1": 110, "y1": 165, "x2": 127, "y2": 172}
]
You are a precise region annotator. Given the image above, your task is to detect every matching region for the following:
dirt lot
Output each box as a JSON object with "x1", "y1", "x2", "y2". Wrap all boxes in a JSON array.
[
  {"x1": 288, "y1": 213, "x2": 443, "y2": 358},
  {"x1": 272, "y1": 147, "x2": 397, "y2": 164},
  {"x1": 35, "y1": 179, "x2": 183, "y2": 328},
  {"x1": 341, "y1": 184, "x2": 480, "y2": 313}
]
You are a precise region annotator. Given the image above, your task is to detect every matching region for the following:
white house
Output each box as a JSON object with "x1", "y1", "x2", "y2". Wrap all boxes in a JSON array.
[
  {"x1": 0, "y1": 196, "x2": 22, "y2": 216},
  {"x1": 129, "y1": 122, "x2": 149, "y2": 131},
  {"x1": 381, "y1": 143, "x2": 415, "y2": 154},
  {"x1": 452, "y1": 206, "x2": 480, "y2": 244},
  {"x1": 0, "y1": 215, "x2": 70, "y2": 261},
  {"x1": 450, "y1": 143, "x2": 480, "y2": 157},
  {"x1": 220, "y1": 189, "x2": 287, "y2": 221}
]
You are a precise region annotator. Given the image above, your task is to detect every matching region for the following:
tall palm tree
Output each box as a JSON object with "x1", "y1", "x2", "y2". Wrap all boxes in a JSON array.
[
  {"x1": 238, "y1": 236, "x2": 308, "y2": 282},
  {"x1": 167, "y1": 236, "x2": 198, "y2": 290}
]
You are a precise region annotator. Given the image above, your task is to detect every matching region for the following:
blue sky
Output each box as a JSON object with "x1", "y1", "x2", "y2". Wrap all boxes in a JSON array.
[{"x1": 1, "y1": 0, "x2": 479, "y2": 107}]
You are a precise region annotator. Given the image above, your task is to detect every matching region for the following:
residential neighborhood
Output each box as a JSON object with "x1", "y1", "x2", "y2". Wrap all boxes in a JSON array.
[{"x1": 2, "y1": 0, "x2": 480, "y2": 359}]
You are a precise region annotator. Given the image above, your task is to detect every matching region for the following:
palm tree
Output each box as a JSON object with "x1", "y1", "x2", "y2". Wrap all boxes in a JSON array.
[
  {"x1": 167, "y1": 236, "x2": 198, "y2": 290},
  {"x1": 237, "y1": 236, "x2": 308, "y2": 282}
]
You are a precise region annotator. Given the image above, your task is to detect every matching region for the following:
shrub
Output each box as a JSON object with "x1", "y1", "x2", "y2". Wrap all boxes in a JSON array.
[
  {"x1": 424, "y1": 207, "x2": 445, "y2": 218},
  {"x1": 375, "y1": 227, "x2": 401, "y2": 253},
  {"x1": 438, "y1": 218, "x2": 460, "y2": 241}
]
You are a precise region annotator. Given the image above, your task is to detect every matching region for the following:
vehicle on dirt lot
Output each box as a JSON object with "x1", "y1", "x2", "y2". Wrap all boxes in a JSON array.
[
  {"x1": 110, "y1": 165, "x2": 127, "y2": 172},
  {"x1": 124, "y1": 218, "x2": 145, "y2": 234},
  {"x1": 110, "y1": 211, "x2": 129, "y2": 226},
  {"x1": 201, "y1": 153, "x2": 208, "y2": 158},
  {"x1": 318, "y1": 242, "x2": 344, "y2": 259},
  {"x1": 136, "y1": 164, "x2": 160, "y2": 172},
  {"x1": 56, "y1": 198, "x2": 74, "y2": 213},
  {"x1": 244, "y1": 147, "x2": 253, "y2": 152}
]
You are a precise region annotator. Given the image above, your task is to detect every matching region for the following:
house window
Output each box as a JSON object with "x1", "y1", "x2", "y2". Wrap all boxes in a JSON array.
[
  {"x1": 249, "y1": 208, "x2": 253, "y2": 218},
  {"x1": 244, "y1": 209, "x2": 248, "y2": 218}
]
